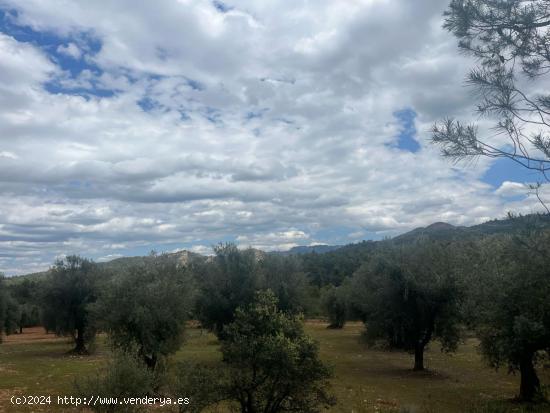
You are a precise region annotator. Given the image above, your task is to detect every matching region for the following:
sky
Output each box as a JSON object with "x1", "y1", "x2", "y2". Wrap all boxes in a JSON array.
[{"x1": 0, "y1": 0, "x2": 548, "y2": 275}]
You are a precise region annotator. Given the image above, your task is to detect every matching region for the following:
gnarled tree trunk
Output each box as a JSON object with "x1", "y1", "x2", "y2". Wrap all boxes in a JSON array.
[
  {"x1": 413, "y1": 320, "x2": 434, "y2": 371},
  {"x1": 73, "y1": 327, "x2": 87, "y2": 354},
  {"x1": 143, "y1": 353, "x2": 158, "y2": 370},
  {"x1": 413, "y1": 343, "x2": 425, "y2": 371},
  {"x1": 519, "y1": 353, "x2": 541, "y2": 402}
]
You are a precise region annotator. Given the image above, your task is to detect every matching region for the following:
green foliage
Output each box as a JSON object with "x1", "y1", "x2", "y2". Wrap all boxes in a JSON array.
[
  {"x1": 96, "y1": 256, "x2": 194, "y2": 369},
  {"x1": 351, "y1": 240, "x2": 464, "y2": 370},
  {"x1": 196, "y1": 244, "x2": 313, "y2": 336},
  {"x1": 260, "y1": 254, "x2": 311, "y2": 315},
  {"x1": 172, "y1": 291, "x2": 336, "y2": 412},
  {"x1": 8, "y1": 278, "x2": 42, "y2": 331},
  {"x1": 322, "y1": 284, "x2": 348, "y2": 329},
  {"x1": 17, "y1": 304, "x2": 41, "y2": 330},
  {"x1": 220, "y1": 290, "x2": 335, "y2": 412},
  {"x1": 3, "y1": 273, "x2": 64, "y2": 334},
  {"x1": 4, "y1": 295, "x2": 20, "y2": 335},
  {"x1": 8, "y1": 278, "x2": 39, "y2": 304},
  {"x1": 75, "y1": 351, "x2": 155, "y2": 413},
  {"x1": 475, "y1": 231, "x2": 550, "y2": 401},
  {"x1": 0, "y1": 275, "x2": 20, "y2": 337},
  {"x1": 300, "y1": 241, "x2": 377, "y2": 287},
  {"x1": 0, "y1": 275, "x2": 7, "y2": 341},
  {"x1": 170, "y1": 361, "x2": 228, "y2": 413},
  {"x1": 40, "y1": 256, "x2": 99, "y2": 353},
  {"x1": 195, "y1": 244, "x2": 261, "y2": 336}
]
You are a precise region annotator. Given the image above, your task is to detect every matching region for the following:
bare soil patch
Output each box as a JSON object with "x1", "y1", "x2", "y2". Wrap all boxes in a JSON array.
[{"x1": 3, "y1": 327, "x2": 63, "y2": 345}]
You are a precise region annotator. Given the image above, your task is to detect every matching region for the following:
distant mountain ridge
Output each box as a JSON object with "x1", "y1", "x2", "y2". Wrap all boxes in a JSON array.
[
  {"x1": 6, "y1": 250, "x2": 206, "y2": 283},
  {"x1": 8, "y1": 213, "x2": 550, "y2": 281},
  {"x1": 393, "y1": 213, "x2": 550, "y2": 243}
]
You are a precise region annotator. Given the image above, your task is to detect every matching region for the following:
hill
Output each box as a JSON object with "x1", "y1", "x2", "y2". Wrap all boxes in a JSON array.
[
  {"x1": 5, "y1": 250, "x2": 205, "y2": 285},
  {"x1": 394, "y1": 213, "x2": 550, "y2": 243},
  {"x1": 298, "y1": 213, "x2": 550, "y2": 286},
  {"x1": 8, "y1": 213, "x2": 550, "y2": 283}
]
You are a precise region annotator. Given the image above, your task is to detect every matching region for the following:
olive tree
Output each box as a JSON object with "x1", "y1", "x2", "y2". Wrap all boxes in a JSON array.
[
  {"x1": 351, "y1": 241, "x2": 464, "y2": 371},
  {"x1": 0, "y1": 275, "x2": 8, "y2": 341},
  {"x1": 3, "y1": 296, "x2": 20, "y2": 335},
  {"x1": 475, "y1": 231, "x2": 550, "y2": 401},
  {"x1": 221, "y1": 290, "x2": 335, "y2": 412},
  {"x1": 76, "y1": 351, "x2": 155, "y2": 413},
  {"x1": 40, "y1": 256, "x2": 99, "y2": 354},
  {"x1": 259, "y1": 254, "x2": 311, "y2": 315},
  {"x1": 194, "y1": 244, "x2": 262, "y2": 337},
  {"x1": 322, "y1": 284, "x2": 348, "y2": 329},
  {"x1": 8, "y1": 278, "x2": 41, "y2": 333},
  {"x1": 96, "y1": 256, "x2": 194, "y2": 370}
]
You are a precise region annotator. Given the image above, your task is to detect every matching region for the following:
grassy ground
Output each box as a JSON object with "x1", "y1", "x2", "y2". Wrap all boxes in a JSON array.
[
  {"x1": 1, "y1": 323, "x2": 549, "y2": 412},
  {"x1": 301, "y1": 322, "x2": 549, "y2": 412}
]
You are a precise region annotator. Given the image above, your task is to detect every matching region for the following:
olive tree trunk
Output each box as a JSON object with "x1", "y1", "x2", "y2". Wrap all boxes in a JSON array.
[
  {"x1": 73, "y1": 327, "x2": 87, "y2": 354},
  {"x1": 519, "y1": 353, "x2": 541, "y2": 402},
  {"x1": 413, "y1": 343, "x2": 425, "y2": 371}
]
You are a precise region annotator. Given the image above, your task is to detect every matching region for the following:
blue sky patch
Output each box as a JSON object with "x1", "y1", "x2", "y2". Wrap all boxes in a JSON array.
[
  {"x1": 1, "y1": 9, "x2": 102, "y2": 76},
  {"x1": 391, "y1": 108, "x2": 421, "y2": 153},
  {"x1": 45, "y1": 81, "x2": 115, "y2": 99},
  {"x1": 137, "y1": 97, "x2": 157, "y2": 112},
  {"x1": 482, "y1": 157, "x2": 544, "y2": 188},
  {"x1": 1, "y1": 8, "x2": 111, "y2": 98}
]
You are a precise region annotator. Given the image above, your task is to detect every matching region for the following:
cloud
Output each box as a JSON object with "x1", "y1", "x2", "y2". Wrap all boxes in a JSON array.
[
  {"x1": 56, "y1": 42, "x2": 81, "y2": 59},
  {"x1": 0, "y1": 151, "x2": 17, "y2": 159},
  {"x1": 495, "y1": 181, "x2": 528, "y2": 198},
  {"x1": 0, "y1": 0, "x2": 547, "y2": 274}
]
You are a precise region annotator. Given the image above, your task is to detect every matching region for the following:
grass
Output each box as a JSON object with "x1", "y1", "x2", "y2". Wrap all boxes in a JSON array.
[
  {"x1": 0, "y1": 329, "x2": 106, "y2": 412},
  {"x1": 0, "y1": 323, "x2": 549, "y2": 412},
  {"x1": 302, "y1": 322, "x2": 549, "y2": 412}
]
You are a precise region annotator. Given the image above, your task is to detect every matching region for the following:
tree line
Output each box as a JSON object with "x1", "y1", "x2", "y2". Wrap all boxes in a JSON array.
[{"x1": 1, "y1": 223, "x2": 549, "y2": 407}]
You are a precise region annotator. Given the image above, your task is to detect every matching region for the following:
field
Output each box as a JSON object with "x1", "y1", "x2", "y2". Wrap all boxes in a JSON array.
[{"x1": 0, "y1": 322, "x2": 549, "y2": 413}]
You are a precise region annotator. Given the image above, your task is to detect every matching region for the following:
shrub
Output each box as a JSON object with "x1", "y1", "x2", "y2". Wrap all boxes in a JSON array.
[{"x1": 75, "y1": 351, "x2": 155, "y2": 413}]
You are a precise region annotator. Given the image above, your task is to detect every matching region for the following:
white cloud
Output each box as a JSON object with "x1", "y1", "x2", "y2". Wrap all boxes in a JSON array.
[
  {"x1": 495, "y1": 181, "x2": 528, "y2": 198},
  {"x1": 0, "y1": 151, "x2": 18, "y2": 159},
  {"x1": 97, "y1": 253, "x2": 123, "y2": 262},
  {"x1": 56, "y1": 42, "x2": 82, "y2": 59},
  {"x1": 0, "y1": 0, "x2": 547, "y2": 274}
]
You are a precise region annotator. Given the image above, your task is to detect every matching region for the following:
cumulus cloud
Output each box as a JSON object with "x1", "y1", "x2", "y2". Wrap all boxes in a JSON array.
[
  {"x1": 0, "y1": 0, "x2": 547, "y2": 274},
  {"x1": 495, "y1": 181, "x2": 528, "y2": 198}
]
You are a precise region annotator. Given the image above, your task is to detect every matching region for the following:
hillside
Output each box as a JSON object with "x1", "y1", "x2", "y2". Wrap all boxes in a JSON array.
[
  {"x1": 8, "y1": 213, "x2": 550, "y2": 283},
  {"x1": 394, "y1": 213, "x2": 550, "y2": 243},
  {"x1": 299, "y1": 213, "x2": 550, "y2": 286},
  {"x1": 6, "y1": 250, "x2": 205, "y2": 285}
]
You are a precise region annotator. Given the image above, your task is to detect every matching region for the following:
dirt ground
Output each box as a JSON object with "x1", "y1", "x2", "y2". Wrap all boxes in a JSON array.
[{"x1": 2, "y1": 327, "x2": 63, "y2": 344}]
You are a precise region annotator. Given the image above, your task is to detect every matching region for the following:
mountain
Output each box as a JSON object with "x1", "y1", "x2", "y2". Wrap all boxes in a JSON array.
[
  {"x1": 394, "y1": 213, "x2": 550, "y2": 243},
  {"x1": 5, "y1": 250, "x2": 205, "y2": 284},
  {"x1": 393, "y1": 221, "x2": 465, "y2": 243},
  {"x1": 99, "y1": 250, "x2": 205, "y2": 271},
  {"x1": 296, "y1": 213, "x2": 550, "y2": 286},
  {"x1": 8, "y1": 213, "x2": 550, "y2": 282}
]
